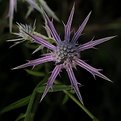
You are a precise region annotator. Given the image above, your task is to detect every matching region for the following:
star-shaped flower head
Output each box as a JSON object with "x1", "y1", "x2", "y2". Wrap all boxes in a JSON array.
[{"x1": 13, "y1": 4, "x2": 116, "y2": 104}]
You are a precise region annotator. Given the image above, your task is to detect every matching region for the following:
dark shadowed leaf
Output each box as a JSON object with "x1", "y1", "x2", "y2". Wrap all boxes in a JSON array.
[
  {"x1": 15, "y1": 113, "x2": 26, "y2": 121},
  {"x1": 0, "y1": 96, "x2": 30, "y2": 114},
  {"x1": 0, "y1": 83, "x2": 71, "y2": 114},
  {"x1": 25, "y1": 69, "x2": 45, "y2": 77}
]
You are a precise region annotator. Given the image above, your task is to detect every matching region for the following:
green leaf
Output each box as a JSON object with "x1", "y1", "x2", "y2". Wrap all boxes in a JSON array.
[
  {"x1": 0, "y1": 96, "x2": 30, "y2": 114},
  {"x1": 23, "y1": 84, "x2": 72, "y2": 121},
  {"x1": 37, "y1": 84, "x2": 72, "y2": 93},
  {"x1": 0, "y1": 83, "x2": 71, "y2": 115},
  {"x1": 25, "y1": 69, "x2": 45, "y2": 77},
  {"x1": 15, "y1": 113, "x2": 26, "y2": 121},
  {"x1": 23, "y1": 78, "x2": 44, "y2": 121},
  {"x1": 62, "y1": 95, "x2": 69, "y2": 104}
]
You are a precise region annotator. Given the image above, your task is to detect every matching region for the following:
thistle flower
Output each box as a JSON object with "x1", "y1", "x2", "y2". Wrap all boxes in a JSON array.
[
  {"x1": 7, "y1": 22, "x2": 36, "y2": 47},
  {"x1": 13, "y1": 5, "x2": 115, "y2": 104}
]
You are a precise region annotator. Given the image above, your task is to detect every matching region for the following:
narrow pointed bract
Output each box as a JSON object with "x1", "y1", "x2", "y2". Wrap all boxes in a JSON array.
[
  {"x1": 75, "y1": 58, "x2": 112, "y2": 82},
  {"x1": 66, "y1": 64, "x2": 83, "y2": 104},
  {"x1": 24, "y1": 31, "x2": 56, "y2": 50},
  {"x1": 40, "y1": 65, "x2": 62, "y2": 101},
  {"x1": 12, "y1": 4, "x2": 115, "y2": 103},
  {"x1": 26, "y1": 0, "x2": 59, "y2": 21},
  {"x1": 26, "y1": 0, "x2": 42, "y2": 12},
  {"x1": 13, "y1": 55, "x2": 54, "y2": 70},
  {"x1": 78, "y1": 36, "x2": 116, "y2": 51},
  {"x1": 72, "y1": 11, "x2": 91, "y2": 43},
  {"x1": 64, "y1": 4, "x2": 75, "y2": 42},
  {"x1": 43, "y1": 11, "x2": 62, "y2": 44}
]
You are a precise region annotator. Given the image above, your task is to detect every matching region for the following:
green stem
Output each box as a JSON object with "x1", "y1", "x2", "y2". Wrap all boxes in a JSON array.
[
  {"x1": 24, "y1": 86, "x2": 40, "y2": 121},
  {"x1": 63, "y1": 90, "x2": 99, "y2": 121},
  {"x1": 24, "y1": 76, "x2": 48, "y2": 121}
]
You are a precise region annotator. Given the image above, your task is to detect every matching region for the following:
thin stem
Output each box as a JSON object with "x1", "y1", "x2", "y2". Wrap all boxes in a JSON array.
[
  {"x1": 63, "y1": 90, "x2": 99, "y2": 121},
  {"x1": 24, "y1": 76, "x2": 48, "y2": 121}
]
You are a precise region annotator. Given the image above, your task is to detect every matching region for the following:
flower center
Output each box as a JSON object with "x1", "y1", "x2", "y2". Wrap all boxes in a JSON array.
[{"x1": 53, "y1": 41, "x2": 79, "y2": 64}]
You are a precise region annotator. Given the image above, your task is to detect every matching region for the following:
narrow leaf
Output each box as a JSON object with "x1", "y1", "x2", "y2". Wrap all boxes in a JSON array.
[
  {"x1": 25, "y1": 69, "x2": 45, "y2": 77},
  {"x1": 15, "y1": 113, "x2": 26, "y2": 121},
  {"x1": 0, "y1": 96, "x2": 30, "y2": 114},
  {"x1": 0, "y1": 83, "x2": 71, "y2": 115},
  {"x1": 37, "y1": 84, "x2": 72, "y2": 93}
]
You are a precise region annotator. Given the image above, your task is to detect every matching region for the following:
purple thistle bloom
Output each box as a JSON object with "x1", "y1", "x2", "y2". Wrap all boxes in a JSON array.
[{"x1": 13, "y1": 4, "x2": 116, "y2": 104}]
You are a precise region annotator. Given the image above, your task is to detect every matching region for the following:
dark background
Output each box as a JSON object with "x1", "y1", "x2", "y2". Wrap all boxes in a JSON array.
[{"x1": 0, "y1": 0, "x2": 121, "y2": 121}]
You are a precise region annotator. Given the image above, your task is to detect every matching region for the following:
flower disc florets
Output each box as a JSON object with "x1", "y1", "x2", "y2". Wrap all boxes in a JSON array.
[{"x1": 53, "y1": 41, "x2": 79, "y2": 66}]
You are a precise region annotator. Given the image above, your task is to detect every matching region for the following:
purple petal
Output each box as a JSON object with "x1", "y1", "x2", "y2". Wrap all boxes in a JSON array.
[
  {"x1": 12, "y1": 55, "x2": 54, "y2": 70},
  {"x1": 64, "y1": 4, "x2": 75, "y2": 42},
  {"x1": 44, "y1": 12, "x2": 62, "y2": 44},
  {"x1": 72, "y1": 12, "x2": 91, "y2": 43},
  {"x1": 78, "y1": 36, "x2": 116, "y2": 51},
  {"x1": 75, "y1": 58, "x2": 112, "y2": 82},
  {"x1": 23, "y1": 31, "x2": 56, "y2": 50},
  {"x1": 40, "y1": 64, "x2": 62, "y2": 101},
  {"x1": 66, "y1": 64, "x2": 83, "y2": 104}
]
